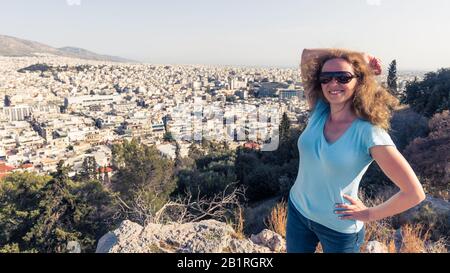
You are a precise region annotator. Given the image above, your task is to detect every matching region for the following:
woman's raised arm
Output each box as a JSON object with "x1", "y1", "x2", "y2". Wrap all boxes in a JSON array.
[{"x1": 301, "y1": 48, "x2": 382, "y2": 77}]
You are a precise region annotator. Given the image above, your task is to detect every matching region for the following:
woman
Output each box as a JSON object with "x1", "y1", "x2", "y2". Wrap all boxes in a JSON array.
[{"x1": 286, "y1": 48, "x2": 426, "y2": 253}]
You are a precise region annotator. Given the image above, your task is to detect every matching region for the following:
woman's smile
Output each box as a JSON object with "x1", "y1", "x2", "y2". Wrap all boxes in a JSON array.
[{"x1": 329, "y1": 90, "x2": 345, "y2": 95}]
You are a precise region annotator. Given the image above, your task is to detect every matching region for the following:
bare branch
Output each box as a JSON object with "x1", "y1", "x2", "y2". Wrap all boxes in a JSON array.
[{"x1": 112, "y1": 182, "x2": 247, "y2": 227}]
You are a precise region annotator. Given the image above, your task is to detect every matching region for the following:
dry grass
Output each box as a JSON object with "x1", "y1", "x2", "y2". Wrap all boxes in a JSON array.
[
  {"x1": 264, "y1": 199, "x2": 287, "y2": 238},
  {"x1": 425, "y1": 238, "x2": 448, "y2": 253},
  {"x1": 399, "y1": 224, "x2": 430, "y2": 253},
  {"x1": 398, "y1": 223, "x2": 447, "y2": 253},
  {"x1": 363, "y1": 222, "x2": 448, "y2": 253},
  {"x1": 362, "y1": 219, "x2": 396, "y2": 252},
  {"x1": 230, "y1": 205, "x2": 246, "y2": 240},
  {"x1": 422, "y1": 177, "x2": 449, "y2": 201},
  {"x1": 387, "y1": 240, "x2": 397, "y2": 253},
  {"x1": 359, "y1": 188, "x2": 448, "y2": 253},
  {"x1": 359, "y1": 188, "x2": 397, "y2": 252},
  {"x1": 361, "y1": 218, "x2": 441, "y2": 253}
]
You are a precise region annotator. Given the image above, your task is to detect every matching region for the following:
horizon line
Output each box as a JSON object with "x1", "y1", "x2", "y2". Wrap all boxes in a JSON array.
[{"x1": 0, "y1": 33, "x2": 443, "y2": 72}]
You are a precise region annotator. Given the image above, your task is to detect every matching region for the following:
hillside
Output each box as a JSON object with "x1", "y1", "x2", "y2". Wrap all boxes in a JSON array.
[{"x1": 0, "y1": 34, "x2": 135, "y2": 63}]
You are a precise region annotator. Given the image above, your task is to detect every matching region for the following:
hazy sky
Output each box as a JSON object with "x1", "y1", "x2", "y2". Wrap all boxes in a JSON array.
[{"x1": 1, "y1": 0, "x2": 449, "y2": 70}]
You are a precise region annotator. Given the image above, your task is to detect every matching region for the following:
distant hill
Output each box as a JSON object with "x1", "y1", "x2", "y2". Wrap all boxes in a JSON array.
[
  {"x1": 0, "y1": 34, "x2": 136, "y2": 63},
  {"x1": 57, "y1": 46, "x2": 133, "y2": 63}
]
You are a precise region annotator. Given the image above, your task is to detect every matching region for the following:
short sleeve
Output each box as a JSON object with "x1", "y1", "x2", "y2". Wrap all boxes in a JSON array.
[{"x1": 364, "y1": 125, "x2": 396, "y2": 157}]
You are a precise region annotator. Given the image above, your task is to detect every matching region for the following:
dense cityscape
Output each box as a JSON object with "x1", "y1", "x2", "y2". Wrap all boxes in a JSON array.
[{"x1": 0, "y1": 54, "x2": 424, "y2": 180}]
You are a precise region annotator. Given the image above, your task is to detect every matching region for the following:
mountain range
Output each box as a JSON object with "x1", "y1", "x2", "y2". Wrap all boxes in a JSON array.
[{"x1": 0, "y1": 34, "x2": 135, "y2": 63}]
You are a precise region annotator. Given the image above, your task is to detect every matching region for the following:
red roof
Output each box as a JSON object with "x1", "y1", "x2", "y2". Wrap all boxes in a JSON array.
[
  {"x1": 243, "y1": 142, "x2": 260, "y2": 149},
  {"x1": 0, "y1": 163, "x2": 15, "y2": 173},
  {"x1": 19, "y1": 163, "x2": 34, "y2": 169},
  {"x1": 98, "y1": 167, "x2": 113, "y2": 173}
]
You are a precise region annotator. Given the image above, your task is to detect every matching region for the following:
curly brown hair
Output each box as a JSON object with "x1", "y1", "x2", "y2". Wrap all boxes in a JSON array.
[{"x1": 301, "y1": 49, "x2": 399, "y2": 130}]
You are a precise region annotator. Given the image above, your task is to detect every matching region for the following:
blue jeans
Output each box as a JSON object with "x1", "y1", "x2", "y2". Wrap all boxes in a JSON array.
[{"x1": 286, "y1": 196, "x2": 365, "y2": 253}]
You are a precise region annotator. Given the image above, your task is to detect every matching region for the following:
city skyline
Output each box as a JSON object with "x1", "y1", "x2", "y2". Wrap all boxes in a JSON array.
[{"x1": 1, "y1": 0, "x2": 450, "y2": 71}]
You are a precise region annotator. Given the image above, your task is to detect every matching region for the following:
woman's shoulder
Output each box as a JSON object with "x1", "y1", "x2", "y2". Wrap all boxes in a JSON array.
[
  {"x1": 357, "y1": 119, "x2": 389, "y2": 133},
  {"x1": 310, "y1": 97, "x2": 329, "y2": 117},
  {"x1": 356, "y1": 119, "x2": 395, "y2": 150}
]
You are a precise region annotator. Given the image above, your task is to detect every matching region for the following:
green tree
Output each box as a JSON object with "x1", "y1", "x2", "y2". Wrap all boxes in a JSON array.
[
  {"x1": 0, "y1": 165, "x2": 117, "y2": 253},
  {"x1": 404, "y1": 68, "x2": 450, "y2": 117},
  {"x1": 174, "y1": 140, "x2": 238, "y2": 198},
  {"x1": 111, "y1": 139, "x2": 177, "y2": 214},
  {"x1": 23, "y1": 162, "x2": 79, "y2": 252},
  {"x1": 387, "y1": 60, "x2": 398, "y2": 96},
  {"x1": 235, "y1": 126, "x2": 302, "y2": 202},
  {"x1": 163, "y1": 131, "x2": 174, "y2": 142},
  {"x1": 78, "y1": 156, "x2": 98, "y2": 181},
  {"x1": 0, "y1": 172, "x2": 50, "y2": 252},
  {"x1": 174, "y1": 141, "x2": 182, "y2": 168},
  {"x1": 188, "y1": 142, "x2": 206, "y2": 161},
  {"x1": 279, "y1": 112, "x2": 291, "y2": 143}
]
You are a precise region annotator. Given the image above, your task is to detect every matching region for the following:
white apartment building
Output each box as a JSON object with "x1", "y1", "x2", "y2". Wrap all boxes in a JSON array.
[{"x1": 64, "y1": 94, "x2": 121, "y2": 110}]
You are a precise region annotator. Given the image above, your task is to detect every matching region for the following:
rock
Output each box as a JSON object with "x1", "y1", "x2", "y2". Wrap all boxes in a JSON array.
[
  {"x1": 393, "y1": 195, "x2": 450, "y2": 240},
  {"x1": 96, "y1": 232, "x2": 117, "y2": 253},
  {"x1": 250, "y1": 229, "x2": 286, "y2": 252},
  {"x1": 66, "y1": 241, "x2": 81, "y2": 253},
  {"x1": 365, "y1": 241, "x2": 388, "y2": 253},
  {"x1": 96, "y1": 219, "x2": 282, "y2": 253},
  {"x1": 228, "y1": 239, "x2": 271, "y2": 253},
  {"x1": 96, "y1": 220, "x2": 143, "y2": 253}
]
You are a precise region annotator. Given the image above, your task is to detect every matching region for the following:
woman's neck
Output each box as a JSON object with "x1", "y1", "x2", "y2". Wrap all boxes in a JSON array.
[{"x1": 328, "y1": 101, "x2": 356, "y2": 122}]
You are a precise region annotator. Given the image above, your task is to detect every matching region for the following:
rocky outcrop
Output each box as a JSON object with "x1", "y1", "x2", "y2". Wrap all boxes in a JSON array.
[
  {"x1": 96, "y1": 219, "x2": 286, "y2": 253},
  {"x1": 394, "y1": 196, "x2": 449, "y2": 231},
  {"x1": 391, "y1": 195, "x2": 450, "y2": 245}
]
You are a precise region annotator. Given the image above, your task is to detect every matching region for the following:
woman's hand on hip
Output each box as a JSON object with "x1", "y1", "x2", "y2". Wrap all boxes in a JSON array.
[{"x1": 335, "y1": 194, "x2": 372, "y2": 222}]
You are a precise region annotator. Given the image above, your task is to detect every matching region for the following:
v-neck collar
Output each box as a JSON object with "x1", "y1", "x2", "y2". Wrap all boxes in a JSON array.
[{"x1": 322, "y1": 109, "x2": 359, "y2": 146}]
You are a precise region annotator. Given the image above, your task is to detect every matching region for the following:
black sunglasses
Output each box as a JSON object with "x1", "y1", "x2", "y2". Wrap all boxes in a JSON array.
[{"x1": 318, "y1": 71, "x2": 358, "y2": 84}]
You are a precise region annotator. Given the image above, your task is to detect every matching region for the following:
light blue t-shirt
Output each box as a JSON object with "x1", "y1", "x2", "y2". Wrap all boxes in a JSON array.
[{"x1": 289, "y1": 98, "x2": 396, "y2": 234}]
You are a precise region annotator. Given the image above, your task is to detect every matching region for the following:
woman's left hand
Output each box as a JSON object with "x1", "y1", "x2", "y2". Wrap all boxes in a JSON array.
[
  {"x1": 335, "y1": 194, "x2": 372, "y2": 222},
  {"x1": 362, "y1": 53, "x2": 382, "y2": 75},
  {"x1": 369, "y1": 57, "x2": 383, "y2": 75}
]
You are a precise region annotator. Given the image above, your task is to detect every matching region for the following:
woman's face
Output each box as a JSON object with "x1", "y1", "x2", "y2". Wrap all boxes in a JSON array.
[{"x1": 320, "y1": 58, "x2": 358, "y2": 105}]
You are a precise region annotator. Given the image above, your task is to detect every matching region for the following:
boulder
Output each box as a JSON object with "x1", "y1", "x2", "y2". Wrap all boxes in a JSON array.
[
  {"x1": 96, "y1": 219, "x2": 285, "y2": 253},
  {"x1": 66, "y1": 241, "x2": 81, "y2": 253},
  {"x1": 96, "y1": 220, "x2": 143, "y2": 253},
  {"x1": 393, "y1": 195, "x2": 450, "y2": 240},
  {"x1": 250, "y1": 229, "x2": 286, "y2": 252}
]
